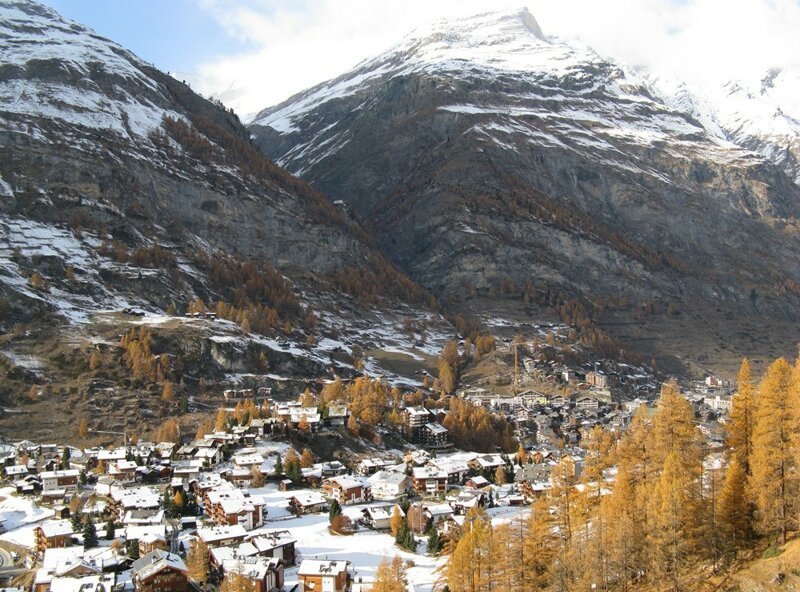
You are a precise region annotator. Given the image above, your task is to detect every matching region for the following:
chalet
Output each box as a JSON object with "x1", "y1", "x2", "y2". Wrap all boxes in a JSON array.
[
  {"x1": 205, "y1": 487, "x2": 265, "y2": 531},
  {"x1": 468, "y1": 454, "x2": 505, "y2": 473},
  {"x1": 321, "y1": 476, "x2": 370, "y2": 505},
  {"x1": 224, "y1": 467, "x2": 254, "y2": 487},
  {"x1": 108, "y1": 487, "x2": 161, "y2": 521},
  {"x1": 367, "y1": 470, "x2": 413, "y2": 501},
  {"x1": 34, "y1": 548, "x2": 114, "y2": 592},
  {"x1": 97, "y1": 448, "x2": 127, "y2": 466},
  {"x1": 297, "y1": 560, "x2": 350, "y2": 592},
  {"x1": 139, "y1": 532, "x2": 169, "y2": 556},
  {"x1": 125, "y1": 524, "x2": 167, "y2": 546},
  {"x1": 154, "y1": 442, "x2": 178, "y2": 460},
  {"x1": 4, "y1": 464, "x2": 28, "y2": 480},
  {"x1": 35, "y1": 520, "x2": 73, "y2": 556},
  {"x1": 289, "y1": 492, "x2": 329, "y2": 515},
  {"x1": 194, "y1": 444, "x2": 223, "y2": 467},
  {"x1": 320, "y1": 461, "x2": 348, "y2": 478},
  {"x1": 465, "y1": 476, "x2": 490, "y2": 489},
  {"x1": 411, "y1": 466, "x2": 448, "y2": 495},
  {"x1": 172, "y1": 460, "x2": 204, "y2": 482},
  {"x1": 325, "y1": 404, "x2": 350, "y2": 427},
  {"x1": 232, "y1": 453, "x2": 265, "y2": 470},
  {"x1": 109, "y1": 460, "x2": 138, "y2": 483},
  {"x1": 356, "y1": 457, "x2": 394, "y2": 476},
  {"x1": 428, "y1": 458, "x2": 470, "y2": 485},
  {"x1": 248, "y1": 530, "x2": 297, "y2": 565},
  {"x1": 16, "y1": 474, "x2": 41, "y2": 494},
  {"x1": 448, "y1": 489, "x2": 488, "y2": 515},
  {"x1": 575, "y1": 396, "x2": 600, "y2": 411},
  {"x1": 131, "y1": 550, "x2": 189, "y2": 592},
  {"x1": 197, "y1": 525, "x2": 248, "y2": 547},
  {"x1": 221, "y1": 557, "x2": 284, "y2": 592},
  {"x1": 39, "y1": 469, "x2": 80, "y2": 495},
  {"x1": 361, "y1": 505, "x2": 403, "y2": 530},
  {"x1": 123, "y1": 509, "x2": 166, "y2": 526},
  {"x1": 426, "y1": 503, "x2": 455, "y2": 531}
]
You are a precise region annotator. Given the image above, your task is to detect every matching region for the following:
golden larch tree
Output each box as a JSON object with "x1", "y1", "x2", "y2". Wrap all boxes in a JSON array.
[
  {"x1": 750, "y1": 357, "x2": 796, "y2": 544},
  {"x1": 727, "y1": 358, "x2": 756, "y2": 471}
]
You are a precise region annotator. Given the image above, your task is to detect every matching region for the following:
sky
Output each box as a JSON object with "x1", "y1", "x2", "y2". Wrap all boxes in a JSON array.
[{"x1": 41, "y1": 0, "x2": 800, "y2": 120}]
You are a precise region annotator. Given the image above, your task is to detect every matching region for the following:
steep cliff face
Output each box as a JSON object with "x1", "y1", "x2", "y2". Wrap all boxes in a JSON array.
[{"x1": 249, "y1": 9, "x2": 800, "y2": 324}]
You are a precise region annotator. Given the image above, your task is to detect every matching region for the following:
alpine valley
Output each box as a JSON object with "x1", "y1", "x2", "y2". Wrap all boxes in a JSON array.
[{"x1": 2, "y1": 3, "x2": 800, "y2": 592}]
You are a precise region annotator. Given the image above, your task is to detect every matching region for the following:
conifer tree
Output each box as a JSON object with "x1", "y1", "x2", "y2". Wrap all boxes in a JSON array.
[
  {"x1": 187, "y1": 537, "x2": 210, "y2": 588},
  {"x1": 750, "y1": 357, "x2": 796, "y2": 544},
  {"x1": 214, "y1": 408, "x2": 228, "y2": 432},
  {"x1": 78, "y1": 417, "x2": 89, "y2": 439},
  {"x1": 300, "y1": 448, "x2": 314, "y2": 468},
  {"x1": 328, "y1": 499, "x2": 342, "y2": 523},
  {"x1": 652, "y1": 381, "x2": 701, "y2": 469},
  {"x1": 389, "y1": 505, "x2": 404, "y2": 537},
  {"x1": 83, "y1": 520, "x2": 98, "y2": 550},
  {"x1": 427, "y1": 527, "x2": 443, "y2": 555},
  {"x1": 519, "y1": 498, "x2": 554, "y2": 590},
  {"x1": 727, "y1": 358, "x2": 756, "y2": 470},
  {"x1": 718, "y1": 456, "x2": 750, "y2": 553},
  {"x1": 494, "y1": 464, "x2": 507, "y2": 485},
  {"x1": 648, "y1": 452, "x2": 693, "y2": 592},
  {"x1": 370, "y1": 556, "x2": 406, "y2": 592}
]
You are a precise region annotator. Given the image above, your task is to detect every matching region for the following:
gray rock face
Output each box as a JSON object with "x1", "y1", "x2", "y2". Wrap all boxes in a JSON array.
[
  {"x1": 0, "y1": 0, "x2": 397, "y2": 319},
  {"x1": 249, "y1": 8, "x2": 800, "y2": 321}
]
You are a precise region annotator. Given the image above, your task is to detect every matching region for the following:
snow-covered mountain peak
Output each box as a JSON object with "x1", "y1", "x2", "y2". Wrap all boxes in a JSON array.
[
  {"x1": 0, "y1": 0, "x2": 178, "y2": 139},
  {"x1": 407, "y1": 7, "x2": 546, "y2": 46}
]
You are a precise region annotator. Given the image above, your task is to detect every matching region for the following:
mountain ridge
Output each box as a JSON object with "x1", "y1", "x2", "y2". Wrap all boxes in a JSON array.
[{"x1": 248, "y1": 7, "x2": 800, "y2": 373}]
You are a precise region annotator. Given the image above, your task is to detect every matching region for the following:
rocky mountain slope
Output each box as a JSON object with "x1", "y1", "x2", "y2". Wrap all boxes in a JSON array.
[
  {"x1": 249, "y1": 8, "x2": 800, "y2": 371},
  {"x1": 0, "y1": 0, "x2": 450, "y2": 430}
]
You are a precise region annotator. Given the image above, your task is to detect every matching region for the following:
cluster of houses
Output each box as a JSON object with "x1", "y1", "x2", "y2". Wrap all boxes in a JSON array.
[{"x1": 0, "y1": 367, "x2": 737, "y2": 592}]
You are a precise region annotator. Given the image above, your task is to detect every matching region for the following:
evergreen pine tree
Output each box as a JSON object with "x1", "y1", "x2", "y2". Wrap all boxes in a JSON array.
[
  {"x1": 83, "y1": 520, "x2": 98, "y2": 549},
  {"x1": 105, "y1": 519, "x2": 115, "y2": 541},
  {"x1": 427, "y1": 527, "x2": 442, "y2": 555},
  {"x1": 328, "y1": 499, "x2": 342, "y2": 523}
]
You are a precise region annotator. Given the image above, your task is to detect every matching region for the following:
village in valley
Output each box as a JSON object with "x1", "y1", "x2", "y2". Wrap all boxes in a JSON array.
[{"x1": 0, "y1": 329, "x2": 738, "y2": 592}]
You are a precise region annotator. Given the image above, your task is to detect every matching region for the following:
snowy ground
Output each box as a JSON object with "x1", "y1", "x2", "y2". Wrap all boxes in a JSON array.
[
  {"x1": 249, "y1": 483, "x2": 446, "y2": 591},
  {"x1": 0, "y1": 486, "x2": 52, "y2": 547}
]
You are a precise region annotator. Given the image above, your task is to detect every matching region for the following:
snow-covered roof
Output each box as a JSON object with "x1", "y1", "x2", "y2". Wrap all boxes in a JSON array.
[
  {"x1": 132, "y1": 550, "x2": 187, "y2": 580},
  {"x1": 298, "y1": 559, "x2": 349, "y2": 577},
  {"x1": 368, "y1": 470, "x2": 410, "y2": 487},
  {"x1": 197, "y1": 524, "x2": 248, "y2": 543},
  {"x1": 40, "y1": 469, "x2": 80, "y2": 479},
  {"x1": 38, "y1": 519, "x2": 73, "y2": 538}
]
